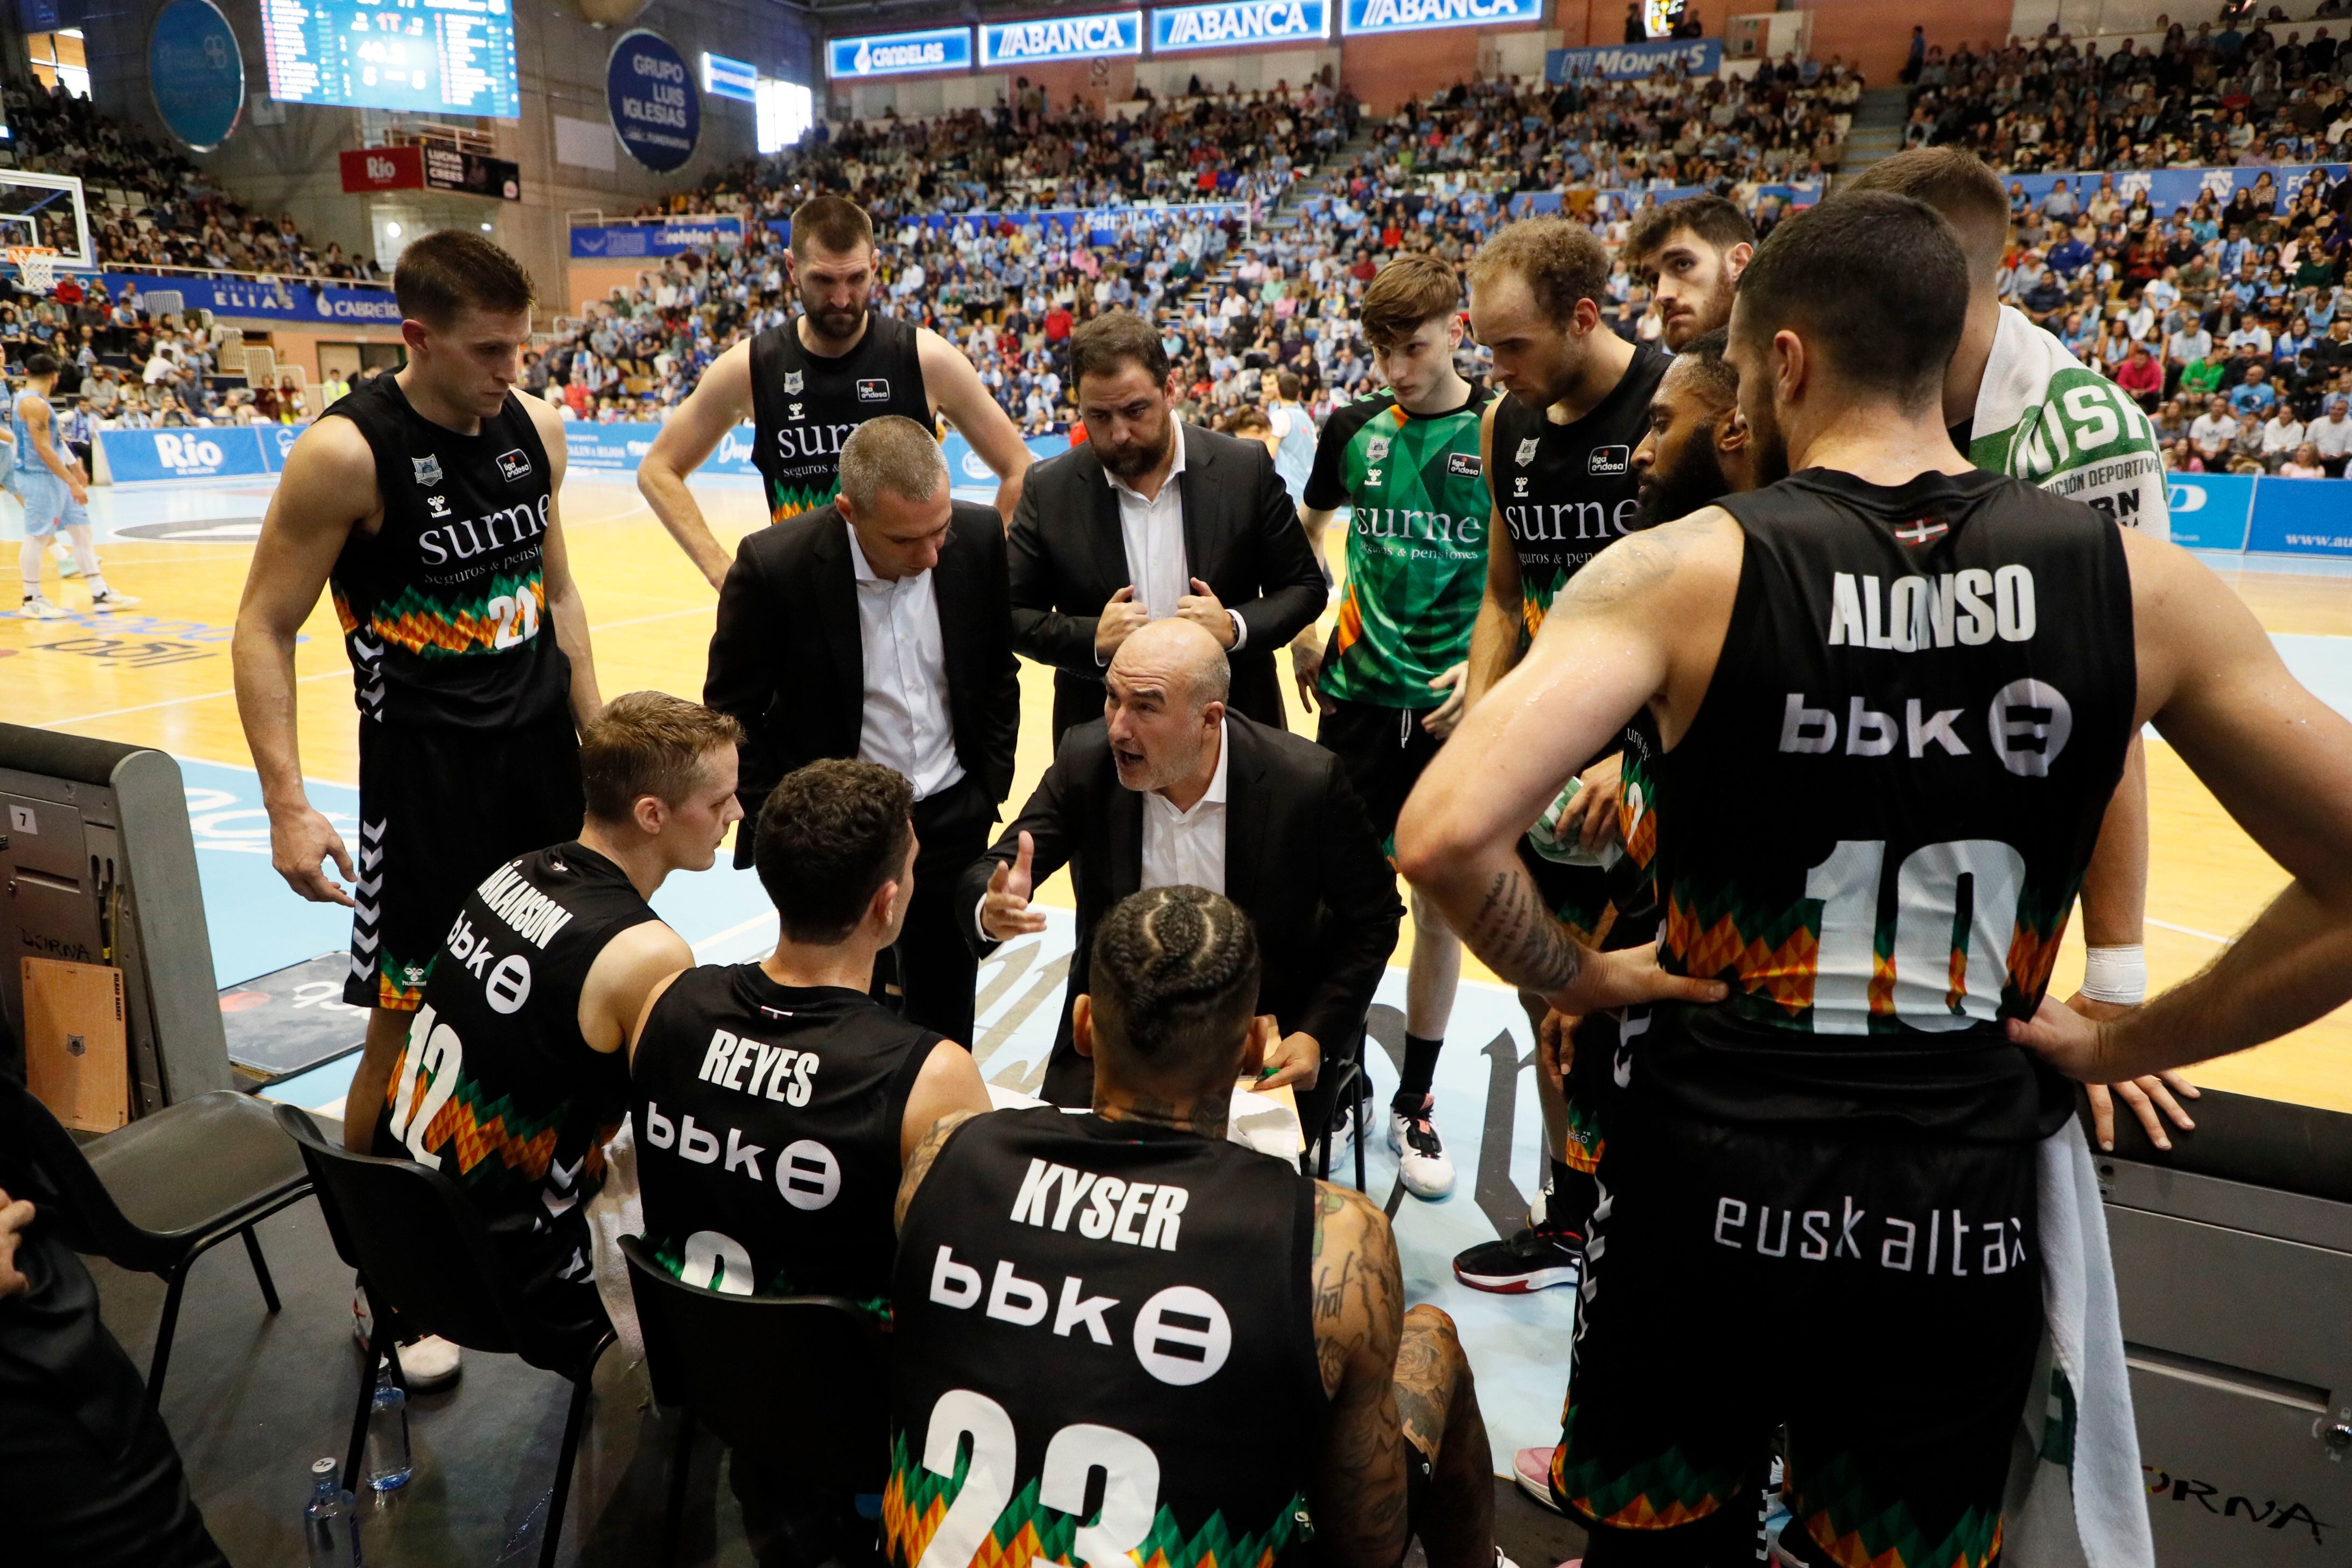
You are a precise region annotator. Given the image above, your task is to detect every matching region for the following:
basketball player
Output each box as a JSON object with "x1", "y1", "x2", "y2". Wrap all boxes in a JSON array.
[
  {"x1": 1398, "y1": 190, "x2": 2352, "y2": 1567},
  {"x1": 1623, "y1": 195, "x2": 1756, "y2": 353},
  {"x1": 630, "y1": 757, "x2": 990, "y2": 1300},
  {"x1": 1446, "y1": 217, "x2": 1669, "y2": 1293},
  {"x1": 13, "y1": 350, "x2": 134, "y2": 618},
  {"x1": 639, "y1": 195, "x2": 1033, "y2": 589},
  {"x1": 1288, "y1": 254, "x2": 1494, "y2": 1200},
  {"x1": 1846, "y1": 150, "x2": 2188, "y2": 1153},
  {"x1": 887, "y1": 886, "x2": 1498, "y2": 1568},
  {"x1": 372, "y1": 693, "x2": 742, "y2": 1360},
  {"x1": 234, "y1": 228, "x2": 598, "y2": 1156},
  {"x1": 629, "y1": 757, "x2": 990, "y2": 1563}
]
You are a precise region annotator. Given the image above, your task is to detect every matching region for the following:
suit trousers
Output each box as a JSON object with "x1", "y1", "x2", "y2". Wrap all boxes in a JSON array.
[{"x1": 884, "y1": 773, "x2": 995, "y2": 1047}]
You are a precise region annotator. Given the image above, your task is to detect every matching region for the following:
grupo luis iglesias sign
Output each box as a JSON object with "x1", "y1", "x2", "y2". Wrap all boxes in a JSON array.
[{"x1": 607, "y1": 30, "x2": 701, "y2": 174}]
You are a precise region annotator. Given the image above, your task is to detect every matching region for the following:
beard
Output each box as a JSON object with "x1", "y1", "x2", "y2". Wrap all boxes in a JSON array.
[
  {"x1": 1662, "y1": 276, "x2": 1737, "y2": 352},
  {"x1": 801, "y1": 291, "x2": 866, "y2": 342},
  {"x1": 1634, "y1": 432, "x2": 1732, "y2": 528},
  {"x1": 1097, "y1": 415, "x2": 1173, "y2": 481},
  {"x1": 1746, "y1": 402, "x2": 1793, "y2": 487}
]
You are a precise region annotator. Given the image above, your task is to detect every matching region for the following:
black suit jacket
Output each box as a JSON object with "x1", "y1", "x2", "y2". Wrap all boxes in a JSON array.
[
  {"x1": 956, "y1": 713, "x2": 1402, "y2": 1066},
  {"x1": 1008, "y1": 422, "x2": 1326, "y2": 739},
  {"x1": 705, "y1": 499, "x2": 1019, "y2": 865}
]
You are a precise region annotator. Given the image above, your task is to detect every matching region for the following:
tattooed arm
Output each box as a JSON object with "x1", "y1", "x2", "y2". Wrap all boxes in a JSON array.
[
  {"x1": 1396, "y1": 509, "x2": 1743, "y2": 1015},
  {"x1": 894, "y1": 1110, "x2": 984, "y2": 1231},
  {"x1": 1306, "y1": 1183, "x2": 1410, "y2": 1568}
]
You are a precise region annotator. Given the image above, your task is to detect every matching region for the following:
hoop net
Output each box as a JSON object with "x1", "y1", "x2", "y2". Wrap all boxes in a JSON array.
[{"x1": 6, "y1": 246, "x2": 59, "y2": 293}]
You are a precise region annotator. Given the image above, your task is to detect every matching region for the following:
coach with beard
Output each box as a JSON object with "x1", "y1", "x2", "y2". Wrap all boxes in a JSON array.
[{"x1": 1009, "y1": 311, "x2": 1328, "y2": 744}]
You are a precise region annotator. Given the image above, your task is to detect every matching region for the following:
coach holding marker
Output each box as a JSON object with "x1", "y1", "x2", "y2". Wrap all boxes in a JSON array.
[
  {"x1": 1008, "y1": 310, "x2": 1328, "y2": 745},
  {"x1": 703, "y1": 416, "x2": 1017, "y2": 1048}
]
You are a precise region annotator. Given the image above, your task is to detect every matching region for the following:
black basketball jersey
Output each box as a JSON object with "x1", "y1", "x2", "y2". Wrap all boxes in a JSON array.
[
  {"x1": 376, "y1": 842, "x2": 657, "y2": 1287},
  {"x1": 631, "y1": 965, "x2": 940, "y2": 1303},
  {"x1": 325, "y1": 372, "x2": 569, "y2": 729},
  {"x1": 747, "y1": 311, "x2": 930, "y2": 522},
  {"x1": 884, "y1": 1108, "x2": 1325, "y2": 1568},
  {"x1": 1488, "y1": 343, "x2": 1669, "y2": 642},
  {"x1": 1643, "y1": 466, "x2": 2136, "y2": 1141}
]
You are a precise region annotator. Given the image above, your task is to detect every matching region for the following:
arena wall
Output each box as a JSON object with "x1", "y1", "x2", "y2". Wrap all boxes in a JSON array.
[{"x1": 69, "y1": 0, "x2": 815, "y2": 310}]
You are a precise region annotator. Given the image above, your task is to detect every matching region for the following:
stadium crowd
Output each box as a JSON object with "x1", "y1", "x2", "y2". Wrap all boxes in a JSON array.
[
  {"x1": 525, "y1": 65, "x2": 1854, "y2": 437},
  {"x1": 2, "y1": 79, "x2": 369, "y2": 280},
  {"x1": 1905, "y1": 11, "x2": 2352, "y2": 172}
]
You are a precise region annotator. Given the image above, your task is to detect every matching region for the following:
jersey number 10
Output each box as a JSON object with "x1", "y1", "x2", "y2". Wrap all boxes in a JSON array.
[{"x1": 1802, "y1": 838, "x2": 2029, "y2": 1032}]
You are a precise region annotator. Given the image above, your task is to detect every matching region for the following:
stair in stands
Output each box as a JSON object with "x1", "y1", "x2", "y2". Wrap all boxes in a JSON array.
[{"x1": 1833, "y1": 86, "x2": 1912, "y2": 186}]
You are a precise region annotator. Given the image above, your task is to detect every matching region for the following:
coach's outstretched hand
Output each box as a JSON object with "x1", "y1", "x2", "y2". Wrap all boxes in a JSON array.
[
  {"x1": 1544, "y1": 940, "x2": 1728, "y2": 1019},
  {"x1": 270, "y1": 802, "x2": 358, "y2": 908},
  {"x1": 981, "y1": 831, "x2": 1048, "y2": 941}
]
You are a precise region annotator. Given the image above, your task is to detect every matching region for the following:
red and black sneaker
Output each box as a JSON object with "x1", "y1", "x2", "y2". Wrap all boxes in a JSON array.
[{"x1": 1451, "y1": 1188, "x2": 1584, "y2": 1294}]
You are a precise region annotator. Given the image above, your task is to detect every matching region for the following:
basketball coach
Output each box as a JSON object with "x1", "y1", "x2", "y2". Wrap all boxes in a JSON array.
[
  {"x1": 959, "y1": 618, "x2": 1401, "y2": 1126},
  {"x1": 704, "y1": 416, "x2": 1018, "y2": 1046},
  {"x1": 1010, "y1": 311, "x2": 1328, "y2": 744}
]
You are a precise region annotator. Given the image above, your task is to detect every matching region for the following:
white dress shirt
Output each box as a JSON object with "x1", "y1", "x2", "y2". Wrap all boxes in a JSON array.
[
  {"x1": 978, "y1": 720, "x2": 1230, "y2": 940},
  {"x1": 1140, "y1": 719, "x2": 1230, "y2": 895},
  {"x1": 846, "y1": 521, "x2": 963, "y2": 801},
  {"x1": 1102, "y1": 431, "x2": 1247, "y2": 655}
]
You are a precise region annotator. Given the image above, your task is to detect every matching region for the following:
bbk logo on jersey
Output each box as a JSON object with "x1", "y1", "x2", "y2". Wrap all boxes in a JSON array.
[
  {"x1": 783, "y1": 369, "x2": 804, "y2": 395},
  {"x1": 1587, "y1": 445, "x2": 1630, "y2": 477},
  {"x1": 412, "y1": 454, "x2": 443, "y2": 487},
  {"x1": 496, "y1": 449, "x2": 533, "y2": 482},
  {"x1": 1516, "y1": 436, "x2": 1541, "y2": 466},
  {"x1": 1366, "y1": 435, "x2": 1391, "y2": 464},
  {"x1": 1448, "y1": 453, "x2": 1482, "y2": 477},
  {"x1": 856, "y1": 378, "x2": 891, "y2": 403}
]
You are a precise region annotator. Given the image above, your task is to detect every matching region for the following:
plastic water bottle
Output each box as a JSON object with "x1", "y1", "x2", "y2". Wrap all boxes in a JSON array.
[
  {"x1": 365, "y1": 1364, "x2": 413, "y2": 1490},
  {"x1": 304, "y1": 1457, "x2": 362, "y2": 1566}
]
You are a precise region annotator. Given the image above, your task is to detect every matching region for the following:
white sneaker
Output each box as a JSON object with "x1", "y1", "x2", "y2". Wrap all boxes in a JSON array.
[
  {"x1": 1387, "y1": 1094, "x2": 1457, "y2": 1199},
  {"x1": 88, "y1": 589, "x2": 139, "y2": 610},
  {"x1": 1309, "y1": 1090, "x2": 1369, "y2": 1172},
  {"x1": 1513, "y1": 1445, "x2": 1563, "y2": 1513},
  {"x1": 352, "y1": 1287, "x2": 462, "y2": 1391},
  {"x1": 50, "y1": 541, "x2": 78, "y2": 577},
  {"x1": 17, "y1": 593, "x2": 68, "y2": 619}
]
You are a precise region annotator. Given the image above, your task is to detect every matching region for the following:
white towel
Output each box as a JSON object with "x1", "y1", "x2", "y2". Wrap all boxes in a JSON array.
[
  {"x1": 2000, "y1": 1118, "x2": 2155, "y2": 1568},
  {"x1": 585, "y1": 1118, "x2": 646, "y2": 1366}
]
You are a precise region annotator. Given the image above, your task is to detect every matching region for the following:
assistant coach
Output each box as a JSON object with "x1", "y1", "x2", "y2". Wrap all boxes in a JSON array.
[
  {"x1": 704, "y1": 416, "x2": 1018, "y2": 1046},
  {"x1": 1010, "y1": 310, "x2": 1327, "y2": 744}
]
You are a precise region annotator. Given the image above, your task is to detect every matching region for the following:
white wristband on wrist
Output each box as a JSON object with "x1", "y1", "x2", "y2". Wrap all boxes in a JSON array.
[{"x1": 2079, "y1": 943, "x2": 2147, "y2": 1006}]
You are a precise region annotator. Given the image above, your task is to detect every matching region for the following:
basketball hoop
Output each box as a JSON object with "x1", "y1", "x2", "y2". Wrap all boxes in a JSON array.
[{"x1": 6, "y1": 246, "x2": 59, "y2": 294}]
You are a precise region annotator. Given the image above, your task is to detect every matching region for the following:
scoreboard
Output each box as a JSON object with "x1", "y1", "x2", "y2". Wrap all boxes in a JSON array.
[{"x1": 260, "y1": 0, "x2": 521, "y2": 118}]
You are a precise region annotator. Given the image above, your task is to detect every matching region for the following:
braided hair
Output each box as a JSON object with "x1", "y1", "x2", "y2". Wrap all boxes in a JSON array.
[{"x1": 1089, "y1": 886, "x2": 1262, "y2": 1070}]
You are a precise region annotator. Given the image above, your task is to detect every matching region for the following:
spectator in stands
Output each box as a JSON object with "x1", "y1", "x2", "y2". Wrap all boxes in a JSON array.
[
  {"x1": 2309, "y1": 393, "x2": 2352, "y2": 472},
  {"x1": 2262, "y1": 403, "x2": 2309, "y2": 466},
  {"x1": 2117, "y1": 341, "x2": 2165, "y2": 408},
  {"x1": 2279, "y1": 440, "x2": 2328, "y2": 476},
  {"x1": 2191, "y1": 395, "x2": 2243, "y2": 465},
  {"x1": 2179, "y1": 349, "x2": 2228, "y2": 403},
  {"x1": 2231, "y1": 362, "x2": 2280, "y2": 418}
]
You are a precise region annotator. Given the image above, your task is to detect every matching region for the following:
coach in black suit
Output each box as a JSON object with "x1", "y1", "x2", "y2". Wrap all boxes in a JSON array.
[
  {"x1": 1010, "y1": 310, "x2": 1327, "y2": 744},
  {"x1": 705, "y1": 416, "x2": 1018, "y2": 1046},
  {"x1": 959, "y1": 618, "x2": 1402, "y2": 1124}
]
